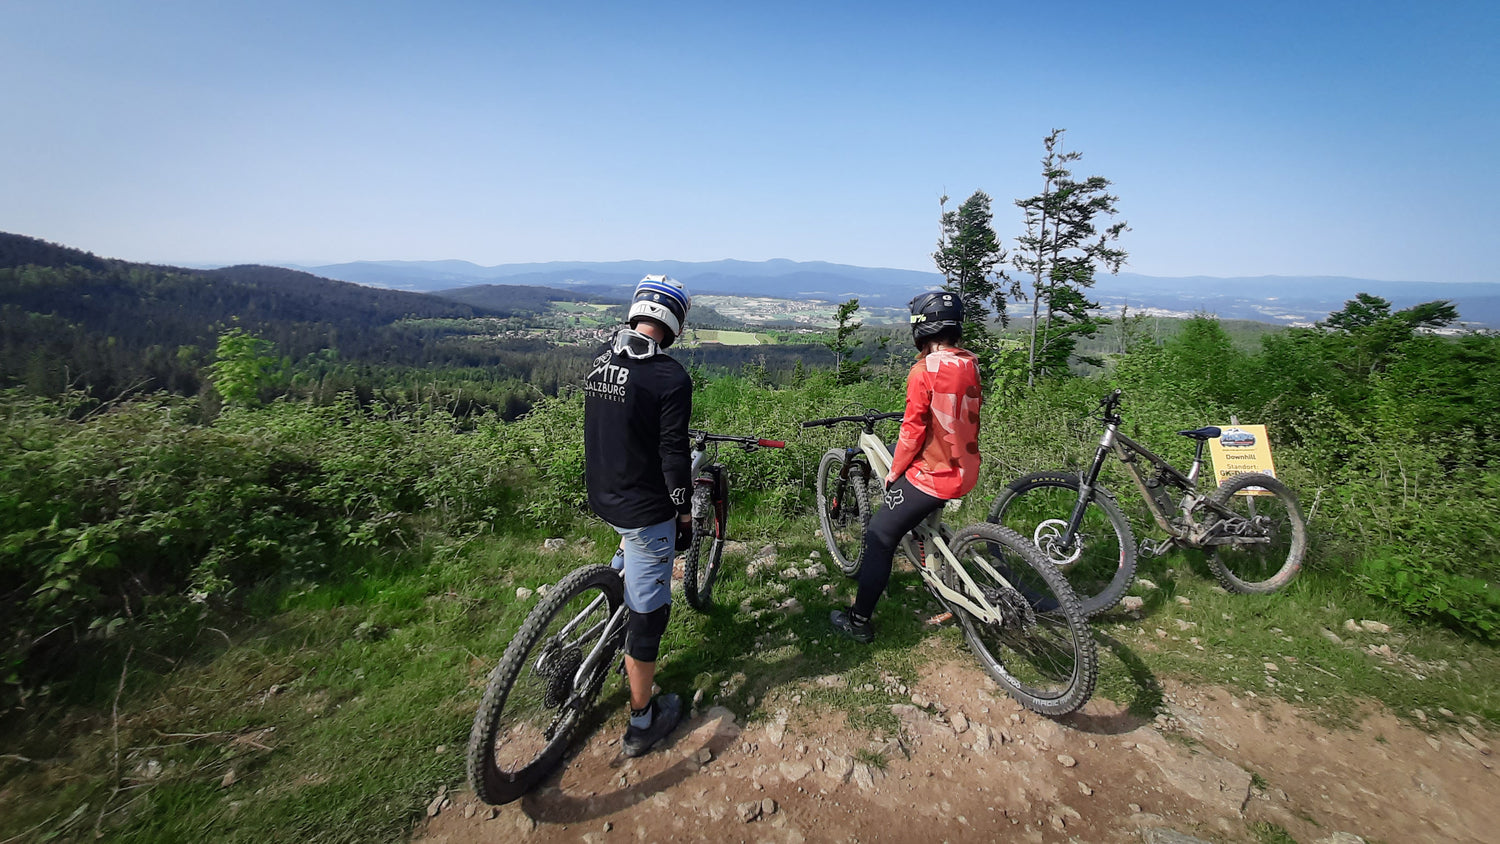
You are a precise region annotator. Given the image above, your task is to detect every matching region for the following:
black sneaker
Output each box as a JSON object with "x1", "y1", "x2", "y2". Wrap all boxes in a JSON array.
[
  {"x1": 830, "y1": 607, "x2": 875, "y2": 644},
  {"x1": 622, "y1": 693, "x2": 683, "y2": 758}
]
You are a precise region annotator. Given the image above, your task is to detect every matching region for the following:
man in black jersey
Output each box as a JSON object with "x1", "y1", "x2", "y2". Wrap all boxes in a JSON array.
[{"x1": 583, "y1": 274, "x2": 692, "y2": 757}]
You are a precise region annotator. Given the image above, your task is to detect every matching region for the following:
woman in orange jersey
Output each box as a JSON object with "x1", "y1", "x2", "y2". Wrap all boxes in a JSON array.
[{"x1": 831, "y1": 291, "x2": 983, "y2": 643}]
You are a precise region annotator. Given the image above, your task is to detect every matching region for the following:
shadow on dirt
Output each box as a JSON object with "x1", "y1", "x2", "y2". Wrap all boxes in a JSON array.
[{"x1": 1062, "y1": 630, "x2": 1163, "y2": 735}]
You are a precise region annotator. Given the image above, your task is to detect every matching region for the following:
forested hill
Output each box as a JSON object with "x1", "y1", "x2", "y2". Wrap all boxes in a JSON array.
[
  {"x1": 0, "y1": 233, "x2": 556, "y2": 400},
  {"x1": 435, "y1": 283, "x2": 626, "y2": 310}
]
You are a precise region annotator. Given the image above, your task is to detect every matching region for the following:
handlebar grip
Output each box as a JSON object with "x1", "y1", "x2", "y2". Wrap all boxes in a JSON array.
[
  {"x1": 801, "y1": 417, "x2": 833, "y2": 428},
  {"x1": 758, "y1": 439, "x2": 786, "y2": 448}
]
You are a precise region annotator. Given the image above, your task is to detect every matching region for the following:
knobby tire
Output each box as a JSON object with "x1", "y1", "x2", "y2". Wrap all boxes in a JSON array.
[
  {"x1": 816, "y1": 448, "x2": 871, "y2": 577},
  {"x1": 684, "y1": 480, "x2": 727, "y2": 611},
  {"x1": 1204, "y1": 472, "x2": 1307, "y2": 594},
  {"x1": 466, "y1": 564, "x2": 625, "y2": 805},
  {"x1": 945, "y1": 522, "x2": 1098, "y2": 716}
]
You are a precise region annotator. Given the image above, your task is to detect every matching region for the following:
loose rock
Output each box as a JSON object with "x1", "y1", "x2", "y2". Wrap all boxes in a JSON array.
[{"x1": 1458, "y1": 728, "x2": 1491, "y2": 755}]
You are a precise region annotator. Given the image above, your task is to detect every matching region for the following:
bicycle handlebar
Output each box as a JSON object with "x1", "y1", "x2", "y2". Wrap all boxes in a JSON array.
[
  {"x1": 800, "y1": 410, "x2": 905, "y2": 429},
  {"x1": 689, "y1": 430, "x2": 786, "y2": 449}
]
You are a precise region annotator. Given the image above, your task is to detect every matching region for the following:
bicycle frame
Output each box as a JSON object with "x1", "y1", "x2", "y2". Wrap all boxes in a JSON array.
[
  {"x1": 548, "y1": 591, "x2": 629, "y2": 698},
  {"x1": 1061, "y1": 396, "x2": 1250, "y2": 552}
]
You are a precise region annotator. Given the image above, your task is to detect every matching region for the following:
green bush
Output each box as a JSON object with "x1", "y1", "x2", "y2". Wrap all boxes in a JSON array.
[{"x1": 0, "y1": 391, "x2": 514, "y2": 706}]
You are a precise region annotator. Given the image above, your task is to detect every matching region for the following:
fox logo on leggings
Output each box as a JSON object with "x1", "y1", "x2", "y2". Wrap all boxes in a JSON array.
[{"x1": 885, "y1": 487, "x2": 905, "y2": 509}]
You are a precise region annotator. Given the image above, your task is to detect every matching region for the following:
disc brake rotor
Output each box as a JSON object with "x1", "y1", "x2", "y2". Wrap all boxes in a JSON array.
[{"x1": 1033, "y1": 519, "x2": 1083, "y2": 567}]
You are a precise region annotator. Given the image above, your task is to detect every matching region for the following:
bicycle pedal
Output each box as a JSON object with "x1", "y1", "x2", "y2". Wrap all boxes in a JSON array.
[
  {"x1": 925, "y1": 611, "x2": 954, "y2": 625},
  {"x1": 1137, "y1": 538, "x2": 1169, "y2": 558}
]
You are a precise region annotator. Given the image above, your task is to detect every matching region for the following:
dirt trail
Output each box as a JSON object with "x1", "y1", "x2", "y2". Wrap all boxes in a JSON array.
[{"x1": 417, "y1": 661, "x2": 1497, "y2": 843}]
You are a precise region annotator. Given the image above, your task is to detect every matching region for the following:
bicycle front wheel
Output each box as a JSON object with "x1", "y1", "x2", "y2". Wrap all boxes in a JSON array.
[
  {"x1": 988, "y1": 471, "x2": 1137, "y2": 617},
  {"x1": 684, "y1": 476, "x2": 727, "y2": 611},
  {"x1": 944, "y1": 523, "x2": 1097, "y2": 717},
  {"x1": 816, "y1": 448, "x2": 871, "y2": 576},
  {"x1": 1204, "y1": 473, "x2": 1307, "y2": 594},
  {"x1": 466, "y1": 564, "x2": 625, "y2": 805}
]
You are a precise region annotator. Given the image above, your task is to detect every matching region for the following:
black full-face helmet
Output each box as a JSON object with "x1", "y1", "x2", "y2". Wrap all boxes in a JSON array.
[{"x1": 909, "y1": 290, "x2": 963, "y2": 348}]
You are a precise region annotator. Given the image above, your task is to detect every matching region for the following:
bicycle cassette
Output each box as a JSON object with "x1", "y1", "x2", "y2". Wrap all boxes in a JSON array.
[{"x1": 535, "y1": 643, "x2": 583, "y2": 709}]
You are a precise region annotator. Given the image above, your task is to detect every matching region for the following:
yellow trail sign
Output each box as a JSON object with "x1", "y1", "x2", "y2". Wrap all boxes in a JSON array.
[{"x1": 1207, "y1": 424, "x2": 1277, "y2": 495}]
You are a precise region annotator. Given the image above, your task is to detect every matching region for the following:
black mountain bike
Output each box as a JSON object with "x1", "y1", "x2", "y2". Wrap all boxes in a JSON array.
[
  {"x1": 683, "y1": 429, "x2": 785, "y2": 611},
  {"x1": 988, "y1": 389, "x2": 1308, "y2": 616}
]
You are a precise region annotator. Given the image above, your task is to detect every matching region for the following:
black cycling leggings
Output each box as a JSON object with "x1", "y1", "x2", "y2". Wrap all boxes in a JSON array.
[{"x1": 853, "y1": 475, "x2": 945, "y2": 619}]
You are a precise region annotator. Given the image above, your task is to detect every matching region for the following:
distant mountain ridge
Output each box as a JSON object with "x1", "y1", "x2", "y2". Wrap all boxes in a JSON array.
[{"x1": 296, "y1": 258, "x2": 1500, "y2": 327}]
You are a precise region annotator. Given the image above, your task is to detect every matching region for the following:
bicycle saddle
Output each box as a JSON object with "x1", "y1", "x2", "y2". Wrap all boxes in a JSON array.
[{"x1": 1176, "y1": 426, "x2": 1222, "y2": 441}]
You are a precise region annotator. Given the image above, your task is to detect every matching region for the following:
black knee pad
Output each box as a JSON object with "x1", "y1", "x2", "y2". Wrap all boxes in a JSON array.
[{"x1": 625, "y1": 604, "x2": 671, "y2": 662}]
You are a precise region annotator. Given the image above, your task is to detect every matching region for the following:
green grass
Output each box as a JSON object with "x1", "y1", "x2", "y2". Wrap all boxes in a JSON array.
[
  {"x1": 1088, "y1": 551, "x2": 1500, "y2": 728},
  {"x1": 1250, "y1": 820, "x2": 1300, "y2": 844},
  {"x1": 2, "y1": 507, "x2": 1497, "y2": 842}
]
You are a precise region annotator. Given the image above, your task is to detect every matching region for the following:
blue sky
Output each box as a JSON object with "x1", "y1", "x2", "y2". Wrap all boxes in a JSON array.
[{"x1": 2, "y1": 1, "x2": 1496, "y2": 282}]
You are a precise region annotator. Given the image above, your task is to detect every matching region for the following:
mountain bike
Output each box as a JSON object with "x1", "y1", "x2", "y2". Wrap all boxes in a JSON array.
[
  {"x1": 466, "y1": 562, "x2": 629, "y2": 805},
  {"x1": 683, "y1": 429, "x2": 786, "y2": 611},
  {"x1": 987, "y1": 389, "x2": 1308, "y2": 617},
  {"x1": 803, "y1": 410, "x2": 1097, "y2": 716}
]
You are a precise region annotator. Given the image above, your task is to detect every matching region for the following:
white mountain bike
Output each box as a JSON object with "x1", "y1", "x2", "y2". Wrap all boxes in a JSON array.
[{"x1": 802, "y1": 409, "x2": 1097, "y2": 716}]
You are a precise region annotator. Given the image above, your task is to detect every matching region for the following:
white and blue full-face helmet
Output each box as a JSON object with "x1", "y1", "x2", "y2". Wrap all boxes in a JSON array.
[{"x1": 628, "y1": 274, "x2": 691, "y2": 347}]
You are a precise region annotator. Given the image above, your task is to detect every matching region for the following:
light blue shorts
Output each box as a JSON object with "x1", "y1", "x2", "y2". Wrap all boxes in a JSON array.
[{"x1": 608, "y1": 518, "x2": 675, "y2": 613}]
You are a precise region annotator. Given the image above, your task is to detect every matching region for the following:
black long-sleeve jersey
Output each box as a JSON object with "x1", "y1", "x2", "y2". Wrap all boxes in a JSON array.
[{"x1": 583, "y1": 332, "x2": 693, "y2": 529}]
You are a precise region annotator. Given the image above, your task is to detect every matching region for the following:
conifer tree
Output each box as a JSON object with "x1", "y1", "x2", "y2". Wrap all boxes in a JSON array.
[{"x1": 1013, "y1": 130, "x2": 1128, "y2": 383}]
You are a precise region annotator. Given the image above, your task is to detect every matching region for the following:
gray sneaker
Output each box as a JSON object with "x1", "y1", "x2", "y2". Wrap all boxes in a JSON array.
[{"x1": 622, "y1": 693, "x2": 683, "y2": 758}]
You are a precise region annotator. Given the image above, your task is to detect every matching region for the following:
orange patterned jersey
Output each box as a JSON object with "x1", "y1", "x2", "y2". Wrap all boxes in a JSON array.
[{"x1": 889, "y1": 347, "x2": 983, "y2": 500}]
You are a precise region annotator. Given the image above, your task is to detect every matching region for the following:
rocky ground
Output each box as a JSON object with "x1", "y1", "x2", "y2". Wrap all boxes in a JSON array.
[{"x1": 416, "y1": 657, "x2": 1496, "y2": 844}]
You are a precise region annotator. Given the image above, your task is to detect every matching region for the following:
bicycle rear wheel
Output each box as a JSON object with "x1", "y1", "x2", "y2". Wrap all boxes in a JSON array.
[
  {"x1": 1204, "y1": 472, "x2": 1307, "y2": 594},
  {"x1": 466, "y1": 564, "x2": 625, "y2": 805},
  {"x1": 816, "y1": 448, "x2": 871, "y2": 576},
  {"x1": 944, "y1": 523, "x2": 1097, "y2": 716},
  {"x1": 988, "y1": 471, "x2": 1137, "y2": 617},
  {"x1": 684, "y1": 471, "x2": 727, "y2": 611}
]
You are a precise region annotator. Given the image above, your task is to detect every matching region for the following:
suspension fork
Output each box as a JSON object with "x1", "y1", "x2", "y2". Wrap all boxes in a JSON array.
[
  {"x1": 829, "y1": 446, "x2": 863, "y2": 519},
  {"x1": 1060, "y1": 420, "x2": 1118, "y2": 545}
]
